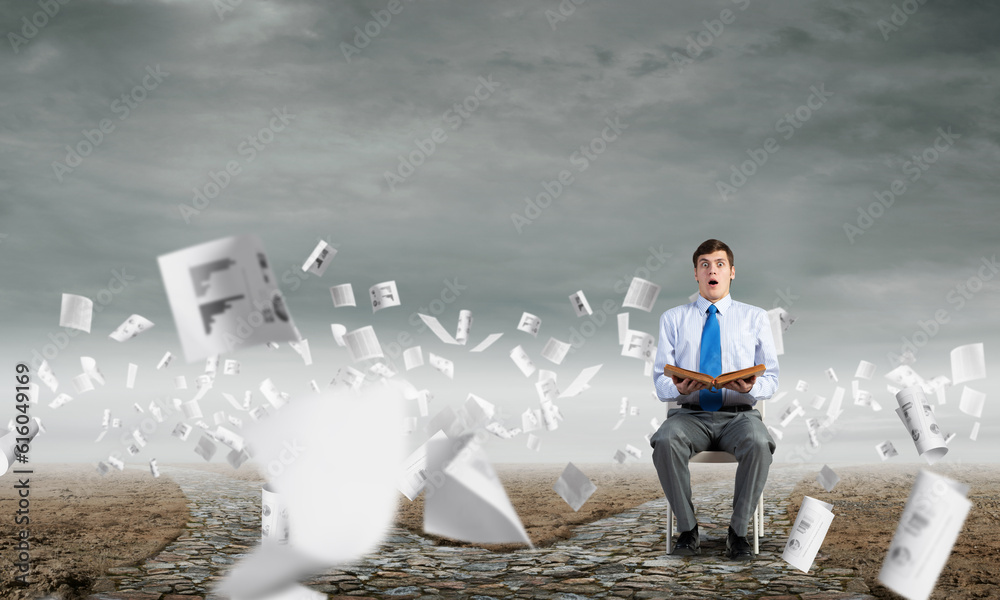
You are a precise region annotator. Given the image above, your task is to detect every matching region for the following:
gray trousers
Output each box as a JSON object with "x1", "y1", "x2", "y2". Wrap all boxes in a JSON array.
[{"x1": 649, "y1": 406, "x2": 775, "y2": 537}]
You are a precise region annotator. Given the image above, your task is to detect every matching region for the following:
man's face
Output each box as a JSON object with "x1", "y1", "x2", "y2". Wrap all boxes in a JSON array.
[{"x1": 694, "y1": 250, "x2": 734, "y2": 303}]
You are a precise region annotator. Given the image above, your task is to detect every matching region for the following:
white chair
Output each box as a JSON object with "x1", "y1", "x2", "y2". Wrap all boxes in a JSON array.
[{"x1": 664, "y1": 400, "x2": 766, "y2": 555}]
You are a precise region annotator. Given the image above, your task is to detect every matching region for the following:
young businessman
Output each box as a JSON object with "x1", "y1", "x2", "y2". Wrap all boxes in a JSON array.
[{"x1": 649, "y1": 239, "x2": 779, "y2": 560}]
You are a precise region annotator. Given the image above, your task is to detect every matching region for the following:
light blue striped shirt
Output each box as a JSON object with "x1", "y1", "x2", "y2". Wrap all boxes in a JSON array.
[{"x1": 653, "y1": 294, "x2": 779, "y2": 406}]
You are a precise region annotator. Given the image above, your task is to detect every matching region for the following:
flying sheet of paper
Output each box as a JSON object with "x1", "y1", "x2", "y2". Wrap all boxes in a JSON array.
[
  {"x1": 398, "y1": 430, "x2": 450, "y2": 501},
  {"x1": 228, "y1": 448, "x2": 250, "y2": 469},
  {"x1": 72, "y1": 373, "x2": 94, "y2": 394},
  {"x1": 224, "y1": 359, "x2": 240, "y2": 375},
  {"x1": 370, "y1": 280, "x2": 400, "y2": 312},
  {"x1": 541, "y1": 337, "x2": 571, "y2": 365},
  {"x1": 878, "y1": 470, "x2": 971, "y2": 600},
  {"x1": 260, "y1": 378, "x2": 287, "y2": 409},
  {"x1": 60, "y1": 293, "x2": 93, "y2": 332},
  {"x1": 109, "y1": 314, "x2": 154, "y2": 342},
  {"x1": 301, "y1": 240, "x2": 336, "y2": 277},
  {"x1": 621, "y1": 330, "x2": 655, "y2": 361},
  {"x1": 403, "y1": 346, "x2": 424, "y2": 371},
  {"x1": 182, "y1": 398, "x2": 203, "y2": 419},
  {"x1": 82, "y1": 356, "x2": 105, "y2": 386},
  {"x1": 535, "y1": 379, "x2": 561, "y2": 431},
  {"x1": 779, "y1": 399, "x2": 805, "y2": 428},
  {"x1": 569, "y1": 290, "x2": 593, "y2": 317},
  {"x1": 48, "y1": 393, "x2": 72, "y2": 409},
  {"x1": 811, "y1": 394, "x2": 826, "y2": 410},
  {"x1": 876, "y1": 440, "x2": 898, "y2": 461},
  {"x1": 330, "y1": 324, "x2": 347, "y2": 346},
  {"x1": 766, "y1": 307, "x2": 785, "y2": 356},
  {"x1": 330, "y1": 366, "x2": 365, "y2": 392},
  {"x1": 423, "y1": 434, "x2": 533, "y2": 547},
  {"x1": 553, "y1": 462, "x2": 597, "y2": 511},
  {"x1": 510, "y1": 345, "x2": 537, "y2": 377},
  {"x1": 289, "y1": 339, "x2": 313, "y2": 366},
  {"x1": 329, "y1": 284, "x2": 356, "y2": 308},
  {"x1": 958, "y1": 386, "x2": 985, "y2": 418},
  {"x1": 157, "y1": 351, "x2": 173, "y2": 370},
  {"x1": 38, "y1": 360, "x2": 58, "y2": 393},
  {"x1": 624, "y1": 444, "x2": 642, "y2": 460},
  {"x1": 174, "y1": 375, "x2": 188, "y2": 390},
  {"x1": 612, "y1": 449, "x2": 627, "y2": 464},
  {"x1": 855, "y1": 360, "x2": 876, "y2": 380},
  {"x1": 343, "y1": 325, "x2": 384, "y2": 362},
  {"x1": 158, "y1": 234, "x2": 299, "y2": 363},
  {"x1": 469, "y1": 332, "x2": 503, "y2": 353},
  {"x1": 795, "y1": 380, "x2": 808, "y2": 392},
  {"x1": 455, "y1": 309, "x2": 472, "y2": 345},
  {"x1": 558, "y1": 364, "x2": 602, "y2": 398},
  {"x1": 950, "y1": 342, "x2": 985, "y2": 385},
  {"x1": 783, "y1": 496, "x2": 835, "y2": 573},
  {"x1": 622, "y1": 277, "x2": 660, "y2": 312},
  {"x1": 485, "y1": 421, "x2": 517, "y2": 440},
  {"x1": 418, "y1": 313, "x2": 460, "y2": 345},
  {"x1": 817, "y1": 465, "x2": 840, "y2": 492},
  {"x1": 970, "y1": 422, "x2": 980, "y2": 441},
  {"x1": 825, "y1": 367, "x2": 838, "y2": 383},
  {"x1": 617, "y1": 313, "x2": 628, "y2": 345},
  {"x1": 521, "y1": 408, "x2": 541, "y2": 433},
  {"x1": 895, "y1": 386, "x2": 948, "y2": 464},
  {"x1": 517, "y1": 312, "x2": 541, "y2": 337},
  {"x1": 193, "y1": 435, "x2": 217, "y2": 461},
  {"x1": 826, "y1": 387, "x2": 845, "y2": 422},
  {"x1": 526, "y1": 433, "x2": 541, "y2": 451},
  {"x1": 214, "y1": 425, "x2": 245, "y2": 453},
  {"x1": 428, "y1": 353, "x2": 454, "y2": 379}
]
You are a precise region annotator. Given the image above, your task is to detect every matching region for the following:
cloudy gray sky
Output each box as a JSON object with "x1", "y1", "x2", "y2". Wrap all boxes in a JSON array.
[{"x1": 1, "y1": 0, "x2": 997, "y2": 468}]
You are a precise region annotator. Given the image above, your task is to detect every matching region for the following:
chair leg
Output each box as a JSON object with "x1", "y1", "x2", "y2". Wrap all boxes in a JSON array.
[
  {"x1": 667, "y1": 503, "x2": 674, "y2": 554},
  {"x1": 759, "y1": 491, "x2": 765, "y2": 536},
  {"x1": 753, "y1": 501, "x2": 759, "y2": 555}
]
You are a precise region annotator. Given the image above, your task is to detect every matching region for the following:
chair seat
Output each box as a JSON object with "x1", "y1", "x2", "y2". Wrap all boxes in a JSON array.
[{"x1": 689, "y1": 450, "x2": 738, "y2": 464}]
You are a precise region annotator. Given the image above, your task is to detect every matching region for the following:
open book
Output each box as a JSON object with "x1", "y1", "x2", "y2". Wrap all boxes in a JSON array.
[{"x1": 663, "y1": 364, "x2": 765, "y2": 389}]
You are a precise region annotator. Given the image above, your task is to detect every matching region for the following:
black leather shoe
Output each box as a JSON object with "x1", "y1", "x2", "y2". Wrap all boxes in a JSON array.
[
  {"x1": 726, "y1": 526, "x2": 753, "y2": 560},
  {"x1": 672, "y1": 524, "x2": 700, "y2": 555}
]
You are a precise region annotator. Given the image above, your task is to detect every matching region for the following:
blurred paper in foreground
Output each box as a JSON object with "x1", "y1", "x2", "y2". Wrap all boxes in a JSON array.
[
  {"x1": 878, "y1": 470, "x2": 971, "y2": 600},
  {"x1": 216, "y1": 384, "x2": 404, "y2": 600},
  {"x1": 158, "y1": 235, "x2": 299, "y2": 363}
]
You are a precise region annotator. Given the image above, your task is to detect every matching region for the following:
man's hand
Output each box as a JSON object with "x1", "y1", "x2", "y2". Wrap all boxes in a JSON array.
[
  {"x1": 672, "y1": 376, "x2": 708, "y2": 395},
  {"x1": 722, "y1": 375, "x2": 756, "y2": 394}
]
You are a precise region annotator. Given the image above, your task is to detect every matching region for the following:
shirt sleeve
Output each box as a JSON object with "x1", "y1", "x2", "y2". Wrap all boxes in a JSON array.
[
  {"x1": 653, "y1": 311, "x2": 681, "y2": 401},
  {"x1": 749, "y1": 308, "x2": 780, "y2": 402}
]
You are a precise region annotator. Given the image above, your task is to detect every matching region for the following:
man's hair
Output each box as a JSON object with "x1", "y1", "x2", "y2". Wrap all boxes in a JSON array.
[{"x1": 692, "y1": 239, "x2": 734, "y2": 268}]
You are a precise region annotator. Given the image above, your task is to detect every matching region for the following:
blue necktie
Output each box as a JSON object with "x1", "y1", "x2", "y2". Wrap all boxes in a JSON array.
[{"x1": 699, "y1": 304, "x2": 723, "y2": 411}]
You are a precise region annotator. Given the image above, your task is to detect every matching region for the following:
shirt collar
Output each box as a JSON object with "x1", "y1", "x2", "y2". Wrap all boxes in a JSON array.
[{"x1": 695, "y1": 293, "x2": 733, "y2": 315}]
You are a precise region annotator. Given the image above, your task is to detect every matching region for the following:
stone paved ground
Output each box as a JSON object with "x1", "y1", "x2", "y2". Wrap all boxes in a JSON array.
[{"x1": 87, "y1": 464, "x2": 876, "y2": 600}]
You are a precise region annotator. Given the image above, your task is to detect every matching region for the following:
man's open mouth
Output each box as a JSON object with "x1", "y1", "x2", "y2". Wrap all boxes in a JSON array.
[{"x1": 709, "y1": 279, "x2": 719, "y2": 286}]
